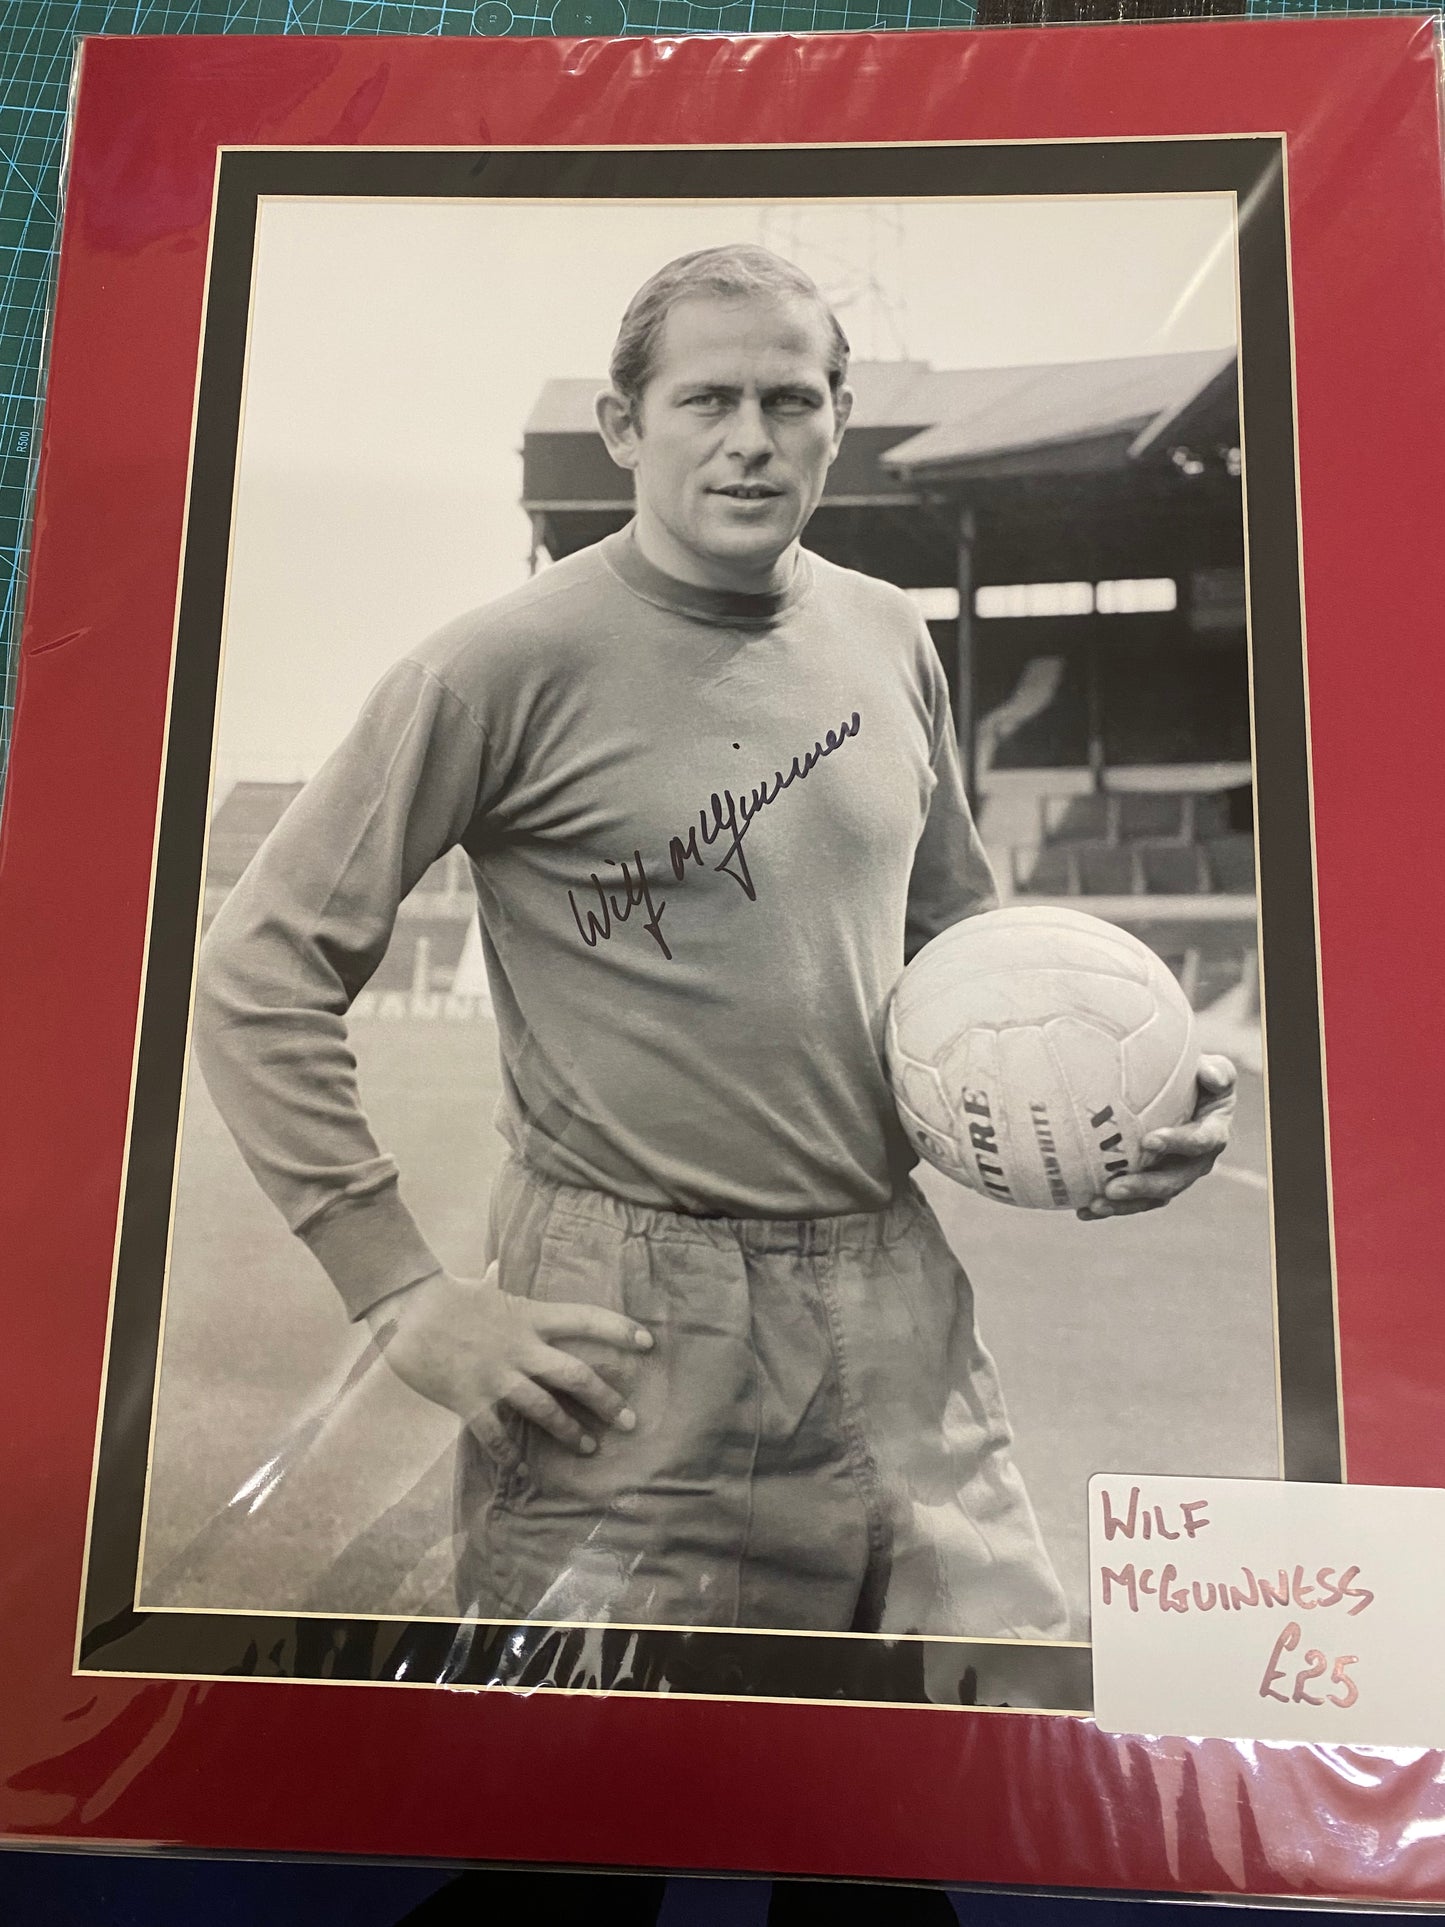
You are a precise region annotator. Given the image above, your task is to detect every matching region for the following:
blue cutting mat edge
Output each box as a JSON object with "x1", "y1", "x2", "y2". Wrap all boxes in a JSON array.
[{"x1": 0, "y1": 1, "x2": 1432, "y2": 796}]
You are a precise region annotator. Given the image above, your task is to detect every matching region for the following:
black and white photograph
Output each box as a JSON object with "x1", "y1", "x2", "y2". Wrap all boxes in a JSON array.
[{"x1": 80, "y1": 144, "x2": 1334, "y2": 1707}]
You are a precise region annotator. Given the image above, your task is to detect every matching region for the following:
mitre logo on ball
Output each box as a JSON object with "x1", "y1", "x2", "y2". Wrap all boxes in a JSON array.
[{"x1": 885, "y1": 906, "x2": 1198, "y2": 1211}]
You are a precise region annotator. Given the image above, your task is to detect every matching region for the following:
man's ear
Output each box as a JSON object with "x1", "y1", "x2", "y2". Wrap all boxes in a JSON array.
[
  {"x1": 828, "y1": 384, "x2": 855, "y2": 462},
  {"x1": 595, "y1": 388, "x2": 642, "y2": 471}
]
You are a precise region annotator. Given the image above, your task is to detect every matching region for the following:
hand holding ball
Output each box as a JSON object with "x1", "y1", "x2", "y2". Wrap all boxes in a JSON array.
[{"x1": 886, "y1": 906, "x2": 1198, "y2": 1211}]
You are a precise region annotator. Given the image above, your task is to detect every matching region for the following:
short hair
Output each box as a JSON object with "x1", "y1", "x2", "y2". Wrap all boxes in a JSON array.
[{"x1": 608, "y1": 245, "x2": 852, "y2": 415}]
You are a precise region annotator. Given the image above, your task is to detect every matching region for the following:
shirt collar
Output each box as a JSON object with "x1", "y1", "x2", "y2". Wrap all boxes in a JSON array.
[{"x1": 601, "y1": 523, "x2": 812, "y2": 627}]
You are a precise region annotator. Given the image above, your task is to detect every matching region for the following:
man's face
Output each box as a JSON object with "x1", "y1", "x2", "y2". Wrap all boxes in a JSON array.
[{"x1": 598, "y1": 291, "x2": 852, "y2": 592}]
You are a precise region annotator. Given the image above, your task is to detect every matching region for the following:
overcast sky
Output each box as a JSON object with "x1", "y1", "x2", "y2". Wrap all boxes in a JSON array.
[{"x1": 214, "y1": 193, "x2": 1238, "y2": 786}]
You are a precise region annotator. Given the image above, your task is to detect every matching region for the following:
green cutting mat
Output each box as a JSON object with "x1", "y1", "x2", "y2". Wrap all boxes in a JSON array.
[{"x1": 0, "y1": 0, "x2": 1423, "y2": 792}]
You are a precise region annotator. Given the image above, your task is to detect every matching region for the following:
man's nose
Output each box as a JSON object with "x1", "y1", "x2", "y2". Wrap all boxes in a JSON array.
[{"x1": 722, "y1": 400, "x2": 773, "y2": 462}]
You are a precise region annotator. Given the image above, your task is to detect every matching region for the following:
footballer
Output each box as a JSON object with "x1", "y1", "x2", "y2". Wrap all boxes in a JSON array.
[{"x1": 196, "y1": 246, "x2": 1234, "y2": 1637}]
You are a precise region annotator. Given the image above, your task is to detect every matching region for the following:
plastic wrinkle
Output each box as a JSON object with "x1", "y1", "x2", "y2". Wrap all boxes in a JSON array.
[
  {"x1": 26, "y1": 626, "x2": 91, "y2": 657},
  {"x1": 139, "y1": 1346, "x2": 490, "y2": 1651},
  {"x1": 5, "y1": 1680, "x2": 197, "y2": 1834}
]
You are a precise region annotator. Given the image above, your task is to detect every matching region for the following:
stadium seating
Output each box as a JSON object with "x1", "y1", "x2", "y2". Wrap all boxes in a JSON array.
[
  {"x1": 1011, "y1": 845, "x2": 1076, "y2": 895},
  {"x1": 1039, "y1": 793, "x2": 1110, "y2": 843},
  {"x1": 1204, "y1": 834, "x2": 1256, "y2": 893},
  {"x1": 1074, "y1": 840, "x2": 1140, "y2": 895},
  {"x1": 1006, "y1": 785, "x2": 1253, "y2": 902},
  {"x1": 1117, "y1": 791, "x2": 1184, "y2": 839},
  {"x1": 996, "y1": 780, "x2": 1257, "y2": 1021},
  {"x1": 1191, "y1": 791, "x2": 1233, "y2": 840},
  {"x1": 1139, "y1": 840, "x2": 1209, "y2": 894},
  {"x1": 1150, "y1": 930, "x2": 1256, "y2": 1012}
]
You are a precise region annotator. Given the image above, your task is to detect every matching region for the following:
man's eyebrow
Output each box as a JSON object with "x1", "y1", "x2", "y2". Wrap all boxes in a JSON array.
[
  {"x1": 664, "y1": 377, "x2": 829, "y2": 399},
  {"x1": 665, "y1": 379, "x2": 741, "y2": 398}
]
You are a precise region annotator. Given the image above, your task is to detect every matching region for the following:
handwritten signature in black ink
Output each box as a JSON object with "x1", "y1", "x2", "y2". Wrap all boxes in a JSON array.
[{"x1": 567, "y1": 710, "x2": 862, "y2": 962}]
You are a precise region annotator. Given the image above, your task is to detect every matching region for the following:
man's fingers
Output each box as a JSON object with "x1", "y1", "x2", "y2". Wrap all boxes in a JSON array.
[
  {"x1": 467, "y1": 1408, "x2": 514, "y2": 1459},
  {"x1": 531, "y1": 1299, "x2": 654, "y2": 1354},
  {"x1": 1141, "y1": 1122, "x2": 1230, "y2": 1160},
  {"x1": 1080, "y1": 1082, "x2": 1236, "y2": 1217},
  {"x1": 1082, "y1": 1142, "x2": 1225, "y2": 1218},
  {"x1": 1077, "y1": 1196, "x2": 1165, "y2": 1220},
  {"x1": 529, "y1": 1344, "x2": 636, "y2": 1431},
  {"x1": 1104, "y1": 1165, "x2": 1200, "y2": 1205},
  {"x1": 1197, "y1": 1054, "x2": 1238, "y2": 1095},
  {"x1": 500, "y1": 1374, "x2": 597, "y2": 1455}
]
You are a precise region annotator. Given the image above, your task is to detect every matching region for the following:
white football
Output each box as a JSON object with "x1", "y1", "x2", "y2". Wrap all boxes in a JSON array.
[{"x1": 885, "y1": 905, "x2": 1198, "y2": 1210}]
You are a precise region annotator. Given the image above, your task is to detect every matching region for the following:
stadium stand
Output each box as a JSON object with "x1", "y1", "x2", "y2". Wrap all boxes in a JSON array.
[{"x1": 1005, "y1": 785, "x2": 1253, "y2": 899}]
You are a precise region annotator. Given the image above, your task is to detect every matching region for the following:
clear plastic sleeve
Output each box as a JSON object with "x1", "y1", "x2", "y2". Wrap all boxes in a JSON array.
[{"x1": 2, "y1": 16, "x2": 1444, "y2": 1894}]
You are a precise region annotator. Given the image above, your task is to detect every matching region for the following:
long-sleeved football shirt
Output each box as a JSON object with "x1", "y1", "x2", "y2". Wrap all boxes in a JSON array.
[{"x1": 194, "y1": 527, "x2": 997, "y2": 1318}]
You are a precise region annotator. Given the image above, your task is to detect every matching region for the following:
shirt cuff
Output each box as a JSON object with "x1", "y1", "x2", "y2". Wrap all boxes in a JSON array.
[{"x1": 299, "y1": 1182, "x2": 443, "y2": 1321}]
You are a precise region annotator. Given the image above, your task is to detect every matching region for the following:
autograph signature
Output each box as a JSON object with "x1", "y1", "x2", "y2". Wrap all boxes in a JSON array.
[{"x1": 567, "y1": 710, "x2": 862, "y2": 962}]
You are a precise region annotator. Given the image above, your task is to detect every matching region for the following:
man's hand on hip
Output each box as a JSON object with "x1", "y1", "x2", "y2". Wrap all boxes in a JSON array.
[{"x1": 364, "y1": 1266, "x2": 654, "y2": 1458}]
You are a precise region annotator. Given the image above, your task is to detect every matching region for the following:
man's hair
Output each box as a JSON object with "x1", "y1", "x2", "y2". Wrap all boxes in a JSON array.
[{"x1": 608, "y1": 245, "x2": 852, "y2": 415}]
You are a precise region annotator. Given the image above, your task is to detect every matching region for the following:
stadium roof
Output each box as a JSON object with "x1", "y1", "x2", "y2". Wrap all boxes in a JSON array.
[
  {"x1": 878, "y1": 349, "x2": 1234, "y2": 476},
  {"x1": 1127, "y1": 353, "x2": 1240, "y2": 462}
]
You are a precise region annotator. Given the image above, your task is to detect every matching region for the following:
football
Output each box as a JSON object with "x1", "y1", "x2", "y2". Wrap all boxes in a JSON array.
[{"x1": 885, "y1": 905, "x2": 1198, "y2": 1210}]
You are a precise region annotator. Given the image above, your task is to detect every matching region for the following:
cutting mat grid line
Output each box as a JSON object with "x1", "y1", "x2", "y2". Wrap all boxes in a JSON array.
[{"x1": 0, "y1": 0, "x2": 1427, "y2": 792}]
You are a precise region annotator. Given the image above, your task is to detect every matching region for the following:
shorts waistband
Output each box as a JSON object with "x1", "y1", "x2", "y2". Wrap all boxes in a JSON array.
[{"x1": 507, "y1": 1155, "x2": 925, "y2": 1256}]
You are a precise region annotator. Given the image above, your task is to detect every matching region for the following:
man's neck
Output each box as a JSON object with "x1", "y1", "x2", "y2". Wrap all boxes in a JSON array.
[{"x1": 632, "y1": 511, "x2": 798, "y2": 597}]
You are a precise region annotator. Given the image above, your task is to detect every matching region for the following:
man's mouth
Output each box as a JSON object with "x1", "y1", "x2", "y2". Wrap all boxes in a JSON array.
[{"x1": 712, "y1": 484, "x2": 784, "y2": 500}]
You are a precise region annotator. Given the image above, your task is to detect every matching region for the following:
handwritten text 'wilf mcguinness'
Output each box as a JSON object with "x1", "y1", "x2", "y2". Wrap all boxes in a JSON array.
[
  {"x1": 1095, "y1": 1484, "x2": 1375, "y2": 1618},
  {"x1": 567, "y1": 711, "x2": 863, "y2": 961}
]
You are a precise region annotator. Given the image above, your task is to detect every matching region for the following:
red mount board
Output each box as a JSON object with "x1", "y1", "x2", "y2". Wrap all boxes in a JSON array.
[{"x1": 2, "y1": 18, "x2": 1445, "y2": 1893}]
